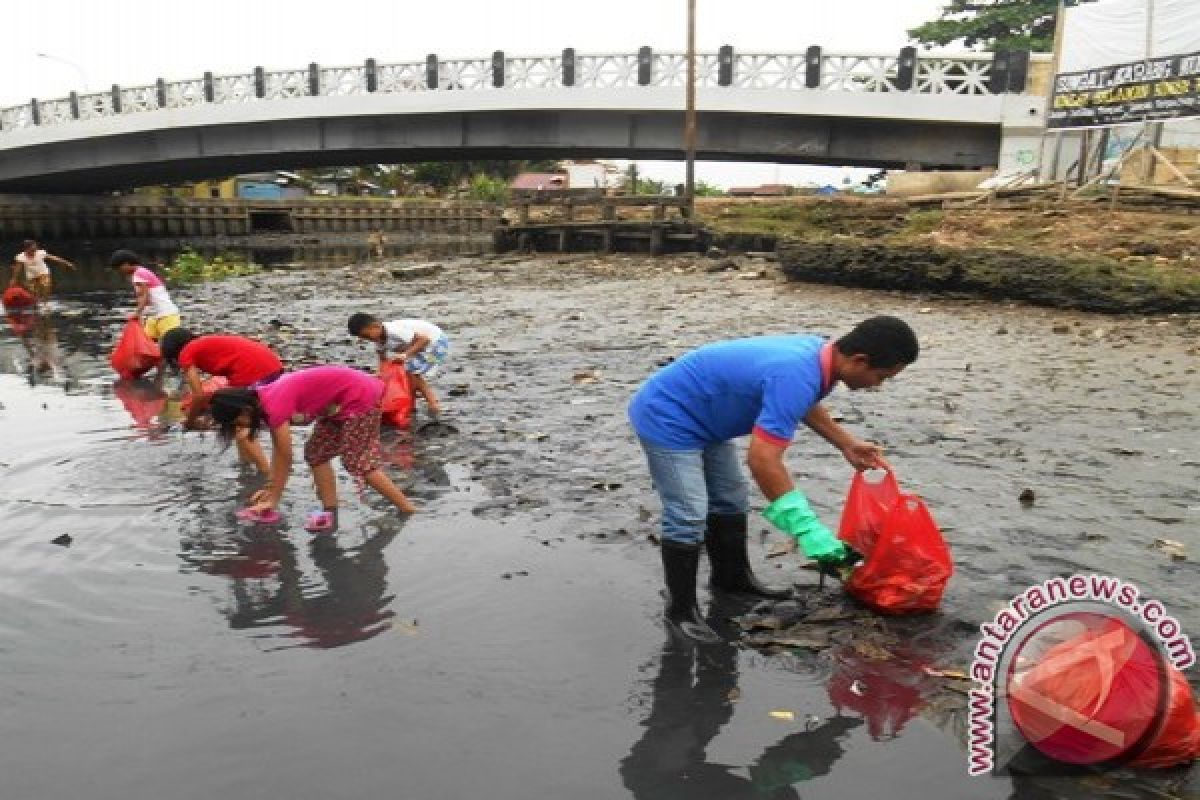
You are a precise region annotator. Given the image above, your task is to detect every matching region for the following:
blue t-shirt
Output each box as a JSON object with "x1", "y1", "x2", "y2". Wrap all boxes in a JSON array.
[{"x1": 628, "y1": 335, "x2": 833, "y2": 449}]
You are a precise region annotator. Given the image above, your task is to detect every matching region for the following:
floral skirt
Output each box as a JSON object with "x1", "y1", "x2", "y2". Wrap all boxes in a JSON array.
[{"x1": 303, "y1": 408, "x2": 383, "y2": 479}]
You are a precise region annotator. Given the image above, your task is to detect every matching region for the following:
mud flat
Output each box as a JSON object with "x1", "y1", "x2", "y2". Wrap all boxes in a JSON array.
[{"x1": 0, "y1": 253, "x2": 1195, "y2": 800}]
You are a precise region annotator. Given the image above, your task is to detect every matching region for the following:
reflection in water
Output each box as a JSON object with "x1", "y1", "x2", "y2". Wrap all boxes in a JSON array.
[
  {"x1": 621, "y1": 608, "x2": 863, "y2": 799},
  {"x1": 6, "y1": 307, "x2": 65, "y2": 386},
  {"x1": 181, "y1": 522, "x2": 406, "y2": 650},
  {"x1": 827, "y1": 644, "x2": 941, "y2": 741}
]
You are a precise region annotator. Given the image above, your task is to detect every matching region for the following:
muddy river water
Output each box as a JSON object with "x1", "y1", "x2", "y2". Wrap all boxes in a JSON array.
[{"x1": 1, "y1": 253, "x2": 1197, "y2": 799}]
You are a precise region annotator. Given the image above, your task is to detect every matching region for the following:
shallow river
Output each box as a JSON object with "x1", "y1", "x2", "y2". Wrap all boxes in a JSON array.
[{"x1": 1, "y1": 253, "x2": 1197, "y2": 799}]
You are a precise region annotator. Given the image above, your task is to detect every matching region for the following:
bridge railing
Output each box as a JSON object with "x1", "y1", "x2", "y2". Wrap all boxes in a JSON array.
[{"x1": 1, "y1": 47, "x2": 1036, "y2": 133}]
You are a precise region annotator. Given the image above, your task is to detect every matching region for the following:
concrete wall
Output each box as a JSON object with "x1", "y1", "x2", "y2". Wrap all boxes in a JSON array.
[{"x1": 885, "y1": 169, "x2": 996, "y2": 196}]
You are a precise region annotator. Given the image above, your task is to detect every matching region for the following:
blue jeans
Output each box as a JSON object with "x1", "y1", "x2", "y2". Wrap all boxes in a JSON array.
[{"x1": 639, "y1": 437, "x2": 749, "y2": 546}]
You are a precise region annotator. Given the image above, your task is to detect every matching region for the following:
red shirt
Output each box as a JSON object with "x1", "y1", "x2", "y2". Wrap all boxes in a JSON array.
[{"x1": 178, "y1": 335, "x2": 283, "y2": 387}]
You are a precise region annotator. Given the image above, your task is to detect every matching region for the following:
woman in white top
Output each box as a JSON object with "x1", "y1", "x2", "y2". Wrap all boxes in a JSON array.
[
  {"x1": 10, "y1": 239, "x2": 75, "y2": 302},
  {"x1": 108, "y1": 249, "x2": 182, "y2": 341}
]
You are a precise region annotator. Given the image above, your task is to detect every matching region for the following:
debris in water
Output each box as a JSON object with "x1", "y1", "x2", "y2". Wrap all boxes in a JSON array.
[
  {"x1": 1152, "y1": 538, "x2": 1187, "y2": 561},
  {"x1": 591, "y1": 482, "x2": 622, "y2": 491},
  {"x1": 572, "y1": 369, "x2": 601, "y2": 384},
  {"x1": 1018, "y1": 488, "x2": 1036, "y2": 507},
  {"x1": 765, "y1": 540, "x2": 795, "y2": 559},
  {"x1": 51, "y1": 533, "x2": 72, "y2": 547},
  {"x1": 768, "y1": 710, "x2": 796, "y2": 722},
  {"x1": 922, "y1": 667, "x2": 970, "y2": 681},
  {"x1": 501, "y1": 570, "x2": 530, "y2": 580}
]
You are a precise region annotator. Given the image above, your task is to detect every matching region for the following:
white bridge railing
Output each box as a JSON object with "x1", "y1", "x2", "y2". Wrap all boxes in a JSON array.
[{"x1": 1, "y1": 47, "x2": 1029, "y2": 133}]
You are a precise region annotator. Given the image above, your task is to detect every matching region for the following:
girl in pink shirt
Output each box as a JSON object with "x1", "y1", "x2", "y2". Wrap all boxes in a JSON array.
[{"x1": 209, "y1": 365, "x2": 416, "y2": 531}]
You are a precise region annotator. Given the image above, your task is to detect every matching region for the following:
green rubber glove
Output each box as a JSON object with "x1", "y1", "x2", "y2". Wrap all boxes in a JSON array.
[{"x1": 763, "y1": 489, "x2": 847, "y2": 563}]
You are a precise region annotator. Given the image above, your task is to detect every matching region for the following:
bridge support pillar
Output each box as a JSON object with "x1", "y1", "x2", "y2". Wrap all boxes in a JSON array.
[
  {"x1": 805, "y1": 46, "x2": 822, "y2": 89},
  {"x1": 308, "y1": 63, "x2": 320, "y2": 96},
  {"x1": 718, "y1": 46, "x2": 733, "y2": 86},
  {"x1": 426, "y1": 55, "x2": 439, "y2": 90},
  {"x1": 492, "y1": 51, "x2": 505, "y2": 88},
  {"x1": 254, "y1": 67, "x2": 266, "y2": 99},
  {"x1": 203, "y1": 72, "x2": 214, "y2": 102},
  {"x1": 896, "y1": 47, "x2": 916, "y2": 91},
  {"x1": 365, "y1": 58, "x2": 378, "y2": 92},
  {"x1": 562, "y1": 48, "x2": 576, "y2": 87},
  {"x1": 638, "y1": 47, "x2": 653, "y2": 86}
]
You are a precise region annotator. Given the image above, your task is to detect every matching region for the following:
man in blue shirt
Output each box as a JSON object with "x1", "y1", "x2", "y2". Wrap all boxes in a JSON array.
[{"x1": 628, "y1": 316, "x2": 919, "y2": 642}]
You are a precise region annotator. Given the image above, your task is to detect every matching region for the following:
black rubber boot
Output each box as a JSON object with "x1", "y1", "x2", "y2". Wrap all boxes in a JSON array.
[
  {"x1": 660, "y1": 540, "x2": 722, "y2": 644},
  {"x1": 705, "y1": 512, "x2": 792, "y2": 599}
]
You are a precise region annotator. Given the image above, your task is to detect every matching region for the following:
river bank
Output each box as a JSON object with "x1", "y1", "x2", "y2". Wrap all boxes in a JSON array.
[
  {"x1": 701, "y1": 197, "x2": 1200, "y2": 313},
  {"x1": 1, "y1": 253, "x2": 1196, "y2": 799}
]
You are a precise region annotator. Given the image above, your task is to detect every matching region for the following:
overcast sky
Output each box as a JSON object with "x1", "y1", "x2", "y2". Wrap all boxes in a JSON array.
[{"x1": 2, "y1": 0, "x2": 951, "y2": 186}]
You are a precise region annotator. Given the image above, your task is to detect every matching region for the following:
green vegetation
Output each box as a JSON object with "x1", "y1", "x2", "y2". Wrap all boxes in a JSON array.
[
  {"x1": 693, "y1": 181, "x2": 726, "y2": 198},
  {"x1": 706, "y1": 196, "x2": 1200, "y2": 312},
  {"x1": 909, "y1": 0, "x2": 1058, "y2": 51},
  {"x1": 164, "y1": 248, "x2": 259, "y2": 284},
  {"x1": 468, "y1": 174, "x2": 509, "y2": 204}
]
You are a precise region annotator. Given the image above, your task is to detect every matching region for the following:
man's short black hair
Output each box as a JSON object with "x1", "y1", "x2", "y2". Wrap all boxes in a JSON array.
[
  {"x1": 109, "y1": 249, "x2": 141, "y2": 268},
  {"x1": 21, "y1": 239, "x2": 37, "y2": 250},
  {"x1": 835, "y1": 316, "x2": 919, "y2": 368},
  {"x1": 347, "y1": 312, "x2": 378, "y2": 336},
  {"x1": 160, "y1": 328, "x2": 197, "y2": 367}
]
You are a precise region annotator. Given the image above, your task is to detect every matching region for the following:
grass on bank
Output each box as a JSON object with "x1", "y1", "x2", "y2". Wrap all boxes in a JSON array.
[{"x1": 164, "y1": 248, "x2": 260, "y2": 284}]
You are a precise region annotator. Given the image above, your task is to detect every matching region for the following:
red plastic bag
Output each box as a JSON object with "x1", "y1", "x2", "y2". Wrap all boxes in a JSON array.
[
  {"x1": 109, "y1": 319, "x2": 161, "y2": 380},
  {"x1": 181, "y1": 376, "x2": 229, "y2": 415},
  {"x1": 837, "y1": 470, "x2": 952, "y2": 614},
  {"x1": 379, "y1": 361, "x2": 413, "y2": 427},
  {"x1": 1009, "y1": 615, "x2": 1200, "y2": 768},
  {"x1": 3, "y1": 286, "x2": 35, "y2": 309},
  {"x1": 1134, "y1": 660, "x2": 1200, "y2": 767}
]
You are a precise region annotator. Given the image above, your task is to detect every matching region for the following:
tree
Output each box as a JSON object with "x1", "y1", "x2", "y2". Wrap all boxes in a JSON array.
[{"x1": 909, "y1": 0, "x2": 1058, "y2": 52}]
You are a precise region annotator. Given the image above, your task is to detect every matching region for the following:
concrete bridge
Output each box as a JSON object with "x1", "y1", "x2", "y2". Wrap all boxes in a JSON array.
[{"x1": 0, "y1": 48, "x2": 1049, "y2": 193}]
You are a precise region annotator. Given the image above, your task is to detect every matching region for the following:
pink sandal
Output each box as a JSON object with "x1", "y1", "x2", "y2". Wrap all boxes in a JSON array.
[
  {"x1": 304, "y1": 510, "x2": 338, "y2": 534},
  {"x1": 236, "y1": 507, "x2": 282, "y2": 524}
]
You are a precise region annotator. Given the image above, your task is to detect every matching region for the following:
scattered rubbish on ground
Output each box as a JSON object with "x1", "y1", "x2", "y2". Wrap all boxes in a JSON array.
[{"x1": 1152, "y1": 538, "x2": 1187, "y2": 561}]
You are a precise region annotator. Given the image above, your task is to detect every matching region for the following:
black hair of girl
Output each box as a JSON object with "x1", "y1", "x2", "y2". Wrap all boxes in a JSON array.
[
  {"x1": 109, "y1": 249, "x2": 142, "y2": 268},
  {"x1": 208, "y1": 387, "x2": 263, "y2": 449},
  {"x1": 159, "y1": 328, "x2": 196, "y2": 367}
]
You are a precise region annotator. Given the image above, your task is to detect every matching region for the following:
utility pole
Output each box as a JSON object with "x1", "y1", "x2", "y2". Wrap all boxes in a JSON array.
[{"x1": 683, "y1": 0, "x2": 697, "y2": 218}]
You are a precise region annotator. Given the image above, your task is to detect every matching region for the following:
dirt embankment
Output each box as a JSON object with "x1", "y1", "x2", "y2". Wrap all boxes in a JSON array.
[{"x1": 698, "y1": 197, "x2": 1200, "y2": 313}]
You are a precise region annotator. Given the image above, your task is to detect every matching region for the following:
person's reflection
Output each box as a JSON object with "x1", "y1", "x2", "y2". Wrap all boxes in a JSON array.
[
  {"x1": 620, "y1": 608, "x2": 863, "y2": 799},
  {"x1": 6, "y1": 308, "x2": 64, "y2": 385},
  {"x1": 195, "y1": 520, "x2": 404, "y2": 650},
  {"x1": 282, "y1": 526, "x2": 401, "y2": 648}
]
